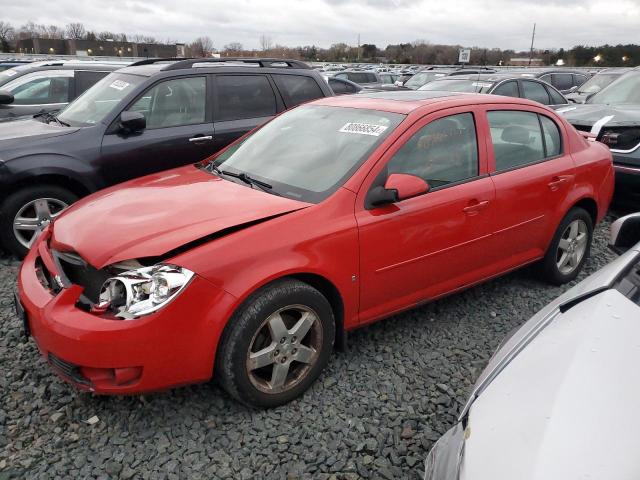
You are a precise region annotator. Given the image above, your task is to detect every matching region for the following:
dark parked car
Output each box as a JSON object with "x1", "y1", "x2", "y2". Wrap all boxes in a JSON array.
[
  {"x1": 0, "y1": 57, "x2": 334, "y2": 257},
  {"x1": 330, "y1": 70, "x2": 386, "y2": 87},
  {"x1": 403, "y1": 67, "x2": 497, "y2": 90},
  {"x1": 510, "y1": 68, "x2": 591, "y2": 94},
  {"x1": 0, "y1": 60, "x2": 129, "y2": 121},
  {"x1": 559, "y1": 69, "x2": 640, "y2": 205},
  {"x1": 565, "y1": 67, "x2": 631, "y2": 103},
  {"x1": 419, "y1": 74, "x2": 569, "y2": 108},
  {"x1": 325, "y1": 76, "x2": 362, "y2": 95}
]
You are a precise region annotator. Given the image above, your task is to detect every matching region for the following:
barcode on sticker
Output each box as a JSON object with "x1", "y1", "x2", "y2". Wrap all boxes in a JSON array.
[
  {"x1": 109, "y1": 80, "x2": 130, "y2": 91},
  {"x1": 339, "y1": 123, "x2": 388, "y2": 136}
]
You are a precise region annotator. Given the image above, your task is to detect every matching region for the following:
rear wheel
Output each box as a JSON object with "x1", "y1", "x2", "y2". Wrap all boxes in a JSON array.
[
  {"x1": 216, "y1": 279, "x2": 335, "y2": 408},
  {"x1": 539, "y1": 207, "x2": 593, "y2": 285},
  {"x1": 0, "y1": 185, "x2": 77, "y2": 258}
]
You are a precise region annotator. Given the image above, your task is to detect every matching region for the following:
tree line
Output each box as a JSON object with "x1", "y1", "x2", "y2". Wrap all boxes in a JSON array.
[{"x1": 0, "y1": 20, "x2": 637, "y2": 66}]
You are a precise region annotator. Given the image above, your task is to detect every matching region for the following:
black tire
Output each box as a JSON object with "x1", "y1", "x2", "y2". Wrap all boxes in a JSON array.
[
  {"x1": 216, "y1": 279, "x2": 335, "y2": 408},
  {"x1": 539, "y1": 207, "x2": 593, "y2": 285},
  {"x1": 0, "y1": 185, "x2": 78, "y2": 258}
]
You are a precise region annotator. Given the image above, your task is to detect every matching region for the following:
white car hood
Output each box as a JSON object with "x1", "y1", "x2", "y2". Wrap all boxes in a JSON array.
[{"x1": 460, "y1": 288, "x2": 640, "y2": 480}]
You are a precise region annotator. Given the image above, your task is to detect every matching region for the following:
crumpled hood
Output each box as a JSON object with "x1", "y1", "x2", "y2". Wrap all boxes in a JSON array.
[
  {"x1": 0, "y1": 117, "x2": 79, "y2": 148},
  {"x1": 558, "y1": 103, "x2": 640, "y2": 127},
  {"x1": 460, "y1": 288, "x2": 640, "y2": 480},
  {"x1": 51, "y1": 165, "x2": 311, "y2": 268}
]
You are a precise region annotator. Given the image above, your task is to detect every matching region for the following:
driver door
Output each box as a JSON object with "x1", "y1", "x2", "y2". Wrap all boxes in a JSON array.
[
  {"x1": 100, "y1": 75, "x2": 214, "y2": 186},
  {"x1": 355, "y1": 108, "x2": 496, "y2": 324}
]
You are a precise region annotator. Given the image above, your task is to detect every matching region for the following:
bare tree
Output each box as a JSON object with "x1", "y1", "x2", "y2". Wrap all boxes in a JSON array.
[
  {"x1": 46, "y1": 25, "x2": 64, "y2": 39},
  {"x1": 65, "y1": 22, "x2": 86, "y2": 40},
  {"x1": 259, "y1": 34, "x2": 273, "y2": 52},
  {"x1": 190, "y1": 36, "x2": 214, "y2": 57},
  {"x1": 223, "y1": 42, "x2": 244, "y2": 55},
  {"x1": 0, "y1": 21, "x2": 14, "y2": 42}
]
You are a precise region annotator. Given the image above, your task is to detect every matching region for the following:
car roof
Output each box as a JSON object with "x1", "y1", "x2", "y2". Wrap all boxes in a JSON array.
[
  {"x1": 8, "y1": 60, "x2": 129, "y2": 72},
  {"x1": 310, "y1": 90, "x2": 536, "y2": 114}
]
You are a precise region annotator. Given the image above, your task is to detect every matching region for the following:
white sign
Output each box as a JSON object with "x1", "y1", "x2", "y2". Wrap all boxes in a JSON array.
[
  {"x1": 339, "y1": 123, "x2": 388, "y2": 136},
  {"x1": 458, "y1": 48, "x2": 471, "y2": 64}
]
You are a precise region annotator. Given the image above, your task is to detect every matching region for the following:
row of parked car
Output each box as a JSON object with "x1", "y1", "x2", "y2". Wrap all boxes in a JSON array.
[{"x1": 1, "y1": 56, "x2": 639, "y2": 479}]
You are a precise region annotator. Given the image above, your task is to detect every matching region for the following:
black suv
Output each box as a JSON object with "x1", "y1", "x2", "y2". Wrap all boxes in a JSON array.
[
  {"x1": 0, "y1": 57, "x2": 333, "y2": 256},
  {"x1": 0, "y1": 60, "x2": 129, "y2": 120}
]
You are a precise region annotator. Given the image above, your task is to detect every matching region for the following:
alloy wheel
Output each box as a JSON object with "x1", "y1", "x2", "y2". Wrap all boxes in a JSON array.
[
  {"x1": 246, "y1": 304, "x2": 323, "y2": 394},
  {"x1": 556, "y1": 218, "x2": 588, "y2": 275},
  {"x1": 12, "y1": 198, "x2": 68, "y2": 249}
]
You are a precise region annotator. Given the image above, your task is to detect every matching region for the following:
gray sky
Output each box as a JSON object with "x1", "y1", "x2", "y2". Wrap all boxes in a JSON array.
[{"x1": 4, "y1": 0, "x2": 640, "y2": 51}]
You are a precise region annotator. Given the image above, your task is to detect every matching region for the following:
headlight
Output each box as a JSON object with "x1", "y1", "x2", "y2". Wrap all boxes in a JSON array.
[
  {"x1": 599, "y1": 127, "x2": 640, "y2": 151},
  {"x1": 97, "y1": 265, "x2": 194, "y2": 319}
]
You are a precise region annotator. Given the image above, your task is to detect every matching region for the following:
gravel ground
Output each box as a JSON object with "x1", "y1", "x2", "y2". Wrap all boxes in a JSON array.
[{"x1": 0, "y1": 217, "x2": 618, "y2": 480}]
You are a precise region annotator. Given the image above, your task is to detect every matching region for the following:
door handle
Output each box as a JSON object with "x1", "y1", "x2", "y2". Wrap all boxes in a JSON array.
[
  {"x1": 463, "y1": 200, "x2": 489, "y2": 215},
  {"x1": 189, "y1": 135, "x2": 213, "y2": 143},
  {"x1": 547, "y1": 175, "x2": 572, "y2": 191}
]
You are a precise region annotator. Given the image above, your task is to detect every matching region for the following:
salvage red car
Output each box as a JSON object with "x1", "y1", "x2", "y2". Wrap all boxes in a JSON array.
[{"x1": 17, "y1": 92, "x2": 614, "y2": 407}]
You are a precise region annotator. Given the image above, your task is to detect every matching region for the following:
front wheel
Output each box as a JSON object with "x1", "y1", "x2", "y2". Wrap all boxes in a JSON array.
[
  {"x1": 216, "y1": 279, "x2": 335, "y2": 408},
  {"x1": 539, "y1": 207, "x2": 593, "y2": 285},
  {"x1": 0, "y1": 185, "x2": 78, "y2": 258}
]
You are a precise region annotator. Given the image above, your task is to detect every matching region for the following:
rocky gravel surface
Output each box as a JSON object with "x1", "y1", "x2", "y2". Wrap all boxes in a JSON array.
[{"x1": 0, "y1": 218, "x2": 618, "y2": 480}]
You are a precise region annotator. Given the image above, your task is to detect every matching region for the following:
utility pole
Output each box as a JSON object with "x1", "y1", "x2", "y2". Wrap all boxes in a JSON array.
[
  {"x1": 528, "y1": 23, "x2": 536, "y2": 66},
  {"x1": 357, "y1": 33, "x2": 361, "y2": 62}
]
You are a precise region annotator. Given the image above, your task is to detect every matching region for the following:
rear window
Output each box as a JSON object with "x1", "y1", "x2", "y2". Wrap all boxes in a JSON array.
[
  {"x1": 552, "y1": 73, "x2": 573, "y2": 91},
  {"x1": 272, "y1": 74, "x2": 324, "y2": 108},
  {"x1": 74, "y1": 70, "x2": 109, "y2": 97},
  {"x1": 216, "y1": 75, "x2": 277, "y2": 122}
]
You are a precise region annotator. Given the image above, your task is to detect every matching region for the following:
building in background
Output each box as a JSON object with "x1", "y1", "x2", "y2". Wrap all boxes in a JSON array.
[{"x1": 16, "y1": 37, "x2": 184, "y2": 57}]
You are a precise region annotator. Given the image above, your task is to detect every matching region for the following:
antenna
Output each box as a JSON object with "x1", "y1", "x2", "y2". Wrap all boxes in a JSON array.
[{"x1": 528, "y1": 23, "x2": 536, "y2": 67}]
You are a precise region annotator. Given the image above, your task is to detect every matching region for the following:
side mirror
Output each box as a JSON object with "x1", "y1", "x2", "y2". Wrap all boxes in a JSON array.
[
  {"x1": 368, "y1": 173, "x2": 429, "y2": 207},
  {"x1": 119, "y1": 111, "x2": 146, "y2": 133},
  {"x1": 610, "y1": 212, "x2": 640, "y2": 254},
  {"x1": 0, "y1": 90, "x2": 14, "y2": 105}
]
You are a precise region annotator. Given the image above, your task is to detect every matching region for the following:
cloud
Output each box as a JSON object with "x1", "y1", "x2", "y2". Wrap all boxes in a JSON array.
[{"x1": 3, "y1": 0, "x2": 639, "y2": 51}]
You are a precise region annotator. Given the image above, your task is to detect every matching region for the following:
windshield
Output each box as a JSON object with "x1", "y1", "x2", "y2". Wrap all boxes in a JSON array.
[
  {"x1": 212, "y1": 105, "x2": 405, "y2": 203},
  {"x1": 587, "y1": 71, "x2": 640, "y2": 105},
  {"x1": 57, "y1": 73, "x2": 146, "y2": 127},
  {"x1": 418, "y1": 79, "x2": 494, "y2": 93},
  {"x1": 577, "y1": 73, "x2": 621, "y2": 94},
  {"x1": 404, "y1": 72, "x2": 449, "y2": 88}
]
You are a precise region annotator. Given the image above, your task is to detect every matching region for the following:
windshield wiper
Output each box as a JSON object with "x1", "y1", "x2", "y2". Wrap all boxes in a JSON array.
[
  {"x1": 210, "y1": 165, "x2": 278, "y2": 195},
  {"x1": 37, "y1": 111, "x2": 69, "y2": 127}
]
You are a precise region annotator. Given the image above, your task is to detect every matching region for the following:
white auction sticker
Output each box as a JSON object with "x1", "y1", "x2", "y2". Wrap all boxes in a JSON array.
[
  {"x1": 339, "y1": 123, "x2": 388, "y2": 136},
  {"x1": 472, "y1": 82, "x2": 493, "y2": 88},
  {"x1": 2, "y1": 70, "x2": 17, "y2": 76},
  {"x1": 109, "y1": 80, "x2": 130, "y2": 91}
]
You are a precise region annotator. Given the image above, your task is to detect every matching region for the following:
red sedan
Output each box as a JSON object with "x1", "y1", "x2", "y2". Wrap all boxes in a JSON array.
[{"x1": 17, "y1": 92, "x2": 614, "y2": 407}]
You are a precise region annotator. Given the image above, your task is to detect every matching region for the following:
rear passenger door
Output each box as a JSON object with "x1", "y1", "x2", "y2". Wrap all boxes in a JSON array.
[
  {"x1": 484, "y1": 107, "x2": 574, "y2": 267},
  {"x1": 211, "y1": 74, "x2": 281, "y2": 152},
  {"x1": 272, "y1": 74, "x2": 325, "y2": 108}
]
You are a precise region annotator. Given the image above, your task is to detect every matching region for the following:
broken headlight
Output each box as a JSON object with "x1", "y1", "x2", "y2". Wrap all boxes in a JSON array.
[{"x1": 97, "y1": 265, "x2": 194, "y2": 319}]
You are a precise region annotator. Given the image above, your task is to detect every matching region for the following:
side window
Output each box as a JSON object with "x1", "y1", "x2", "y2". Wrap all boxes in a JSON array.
[
  {"x1": 328, "y1": 78, "x2": 356, "y2": 95},
  {"x1": 573, "y1": 74, "x2": 588, "y2": 87},
  {"x1": 272, "y1": 74, "x2": 324, "y2": 108},
  {"x1": 539, "y1": 74, "x2": 552, "y2": 85},
  {"x1": 215, "y1": 75, "x2": 276, "y2": 122},
  {"x1": 521, "y1": 80, "x2": 550, "y2": 105},
  {"x1": 547, "y1": 86, "x2": 567, "y2": 105},
  {"x1": 492, "y1": 81, "x2": 519, "y2": 98},
  {"x1": 128, "y1": 76, "x2": 206, "y2": 129},
  {"x1": 387, "y1": 113, "x2": 479, "y2": 189},
  {"x1": 552, "y1": 73, "x2": 573, "y2": 91},
  {"x1": 368, "y1": 73, "x2": 378, "y2": 83},
  {"x1": 540, "y1": 115, "x2": 562, "y2": 157},
  {"x1": 488, "y1": 110, "x2": 546, "y2": 171},
  {"x1": 10, "y1": 76, "x2": 70, "y2": 105},
  {"x1": 74, "y1": 70, "x2": 109, "y2": 97}
]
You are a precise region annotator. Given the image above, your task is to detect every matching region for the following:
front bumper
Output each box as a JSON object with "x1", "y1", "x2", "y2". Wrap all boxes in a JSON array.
[
  {"x1": 612, "y1": 153, "x2": 640, "y2": 203},
  {"x1": 17, "y1": 233, "x2": 237, "y2": 394}
]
